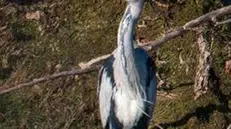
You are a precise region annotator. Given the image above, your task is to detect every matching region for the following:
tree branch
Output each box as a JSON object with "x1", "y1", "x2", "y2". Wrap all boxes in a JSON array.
[
  {"x1": 79, "y1": 5, "x2": 231, "y2": 68},
  {"x1": 1, "y1": 5, "x2": 231, "y2": 95},
  {"x1": 0, "y1": 65, "x2": 101, "y2": 95},
  {"x1": 141, "y1": 5, "x2": 231, "y2": 50},
  {"x1": 78, "y1": 54, "x2": 112, "y2": 69}
]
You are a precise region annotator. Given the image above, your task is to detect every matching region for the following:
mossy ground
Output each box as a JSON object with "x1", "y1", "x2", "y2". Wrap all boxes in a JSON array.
[{"x1": 0, "y1": 0, "x2": 230, "y2": 129}]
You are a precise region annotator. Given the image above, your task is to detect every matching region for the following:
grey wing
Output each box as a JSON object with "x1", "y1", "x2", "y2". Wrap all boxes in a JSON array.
[
  {"x1": 133, "y1": 52, "x2": 157, "y2": 129},
  {"x1": 134, "y1": 48, "x2": 157, "y2": 113},
  {"x1": 134, "y1": 48, "x2": 157, "y2": 116},
  {"x1": 98, "y1": 56, "x2": 115, "y2": 128},
  {"x1": 146, "y1": 57, "x2": 157, "y2": 117}
]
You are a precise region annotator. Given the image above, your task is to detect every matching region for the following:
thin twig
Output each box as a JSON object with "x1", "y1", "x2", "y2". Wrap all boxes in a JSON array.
[
  {"x1": 155, "y1": 123, "x2": 164, "y2": 129},
  {"x1": 157, "y1": 91, "x2": 177, "y2": 99},
  {"x1": 215, "y1": 18, "x2": 231, "y2": 26}
]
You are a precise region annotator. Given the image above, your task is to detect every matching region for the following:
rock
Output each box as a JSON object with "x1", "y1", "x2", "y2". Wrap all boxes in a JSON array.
[{"x1": 225, "y1": 59, "x2": 231, "y2": 77}]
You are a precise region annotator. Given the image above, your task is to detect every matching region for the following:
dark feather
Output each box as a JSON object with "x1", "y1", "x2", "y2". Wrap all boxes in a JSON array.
[{"x1": 97, "y1": 55, "x2": 115, "y2": 94}]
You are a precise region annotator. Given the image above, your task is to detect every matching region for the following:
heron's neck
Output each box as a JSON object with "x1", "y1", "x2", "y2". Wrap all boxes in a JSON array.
[
  {"x1": 117, "y1": 1, "x2": 144, "y2": 73},
  {"x1": 115, "y1": 1, "x2": 145, "y2": 99}
]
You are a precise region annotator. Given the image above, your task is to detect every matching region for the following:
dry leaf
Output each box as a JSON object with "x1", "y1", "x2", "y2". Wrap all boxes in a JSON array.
[
  {"x1": 225, "y1": 59, "x2": 231, "y2": 76},
  {"x1": 31, "y1": 85, "x2": 42, "y2": 95},
  {"x1": 154, "y1": 0, "x2": 170, "y2": 8},
  {"x1": 25, "y1": 11, "x2": 41, "y2": 20}
]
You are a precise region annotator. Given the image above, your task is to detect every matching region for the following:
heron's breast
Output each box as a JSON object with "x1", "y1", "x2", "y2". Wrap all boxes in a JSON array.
[{"x1": 114, "y1": 89, "x2": 144, "y2": 128}]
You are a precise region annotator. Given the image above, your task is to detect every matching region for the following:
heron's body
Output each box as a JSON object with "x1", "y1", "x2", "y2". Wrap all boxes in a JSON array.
[{"x1": 98, "y1": 0, "x2": 157, "y2": 129}]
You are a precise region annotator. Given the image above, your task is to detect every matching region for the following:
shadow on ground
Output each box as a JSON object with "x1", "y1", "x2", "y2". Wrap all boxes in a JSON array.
[
  {"x1": 152, "y1": 68, "x2": 231, "y2": 129},
  {"x1": 153, "y1": 103, "x2": 230, "y2": 129},
  {"x1": 0, "y1": 68, "x2": 13, "y2": 80}
]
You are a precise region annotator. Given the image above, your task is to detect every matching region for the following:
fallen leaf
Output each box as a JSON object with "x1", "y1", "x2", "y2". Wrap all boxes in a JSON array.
[
  {"x1": 25, "y1": 11, "x2": 41, "y2": 20},
  {"x1": 225, "y1": 59, "x2": 231, "y2": 77},
  {"x1": 154, "y1": 0, "x2": 170, "y2": 8}
]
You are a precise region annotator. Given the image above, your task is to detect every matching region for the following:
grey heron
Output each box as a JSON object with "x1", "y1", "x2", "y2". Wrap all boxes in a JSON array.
[{"x1": 98, "y1": 0, "x2": 157, "y2": 128}]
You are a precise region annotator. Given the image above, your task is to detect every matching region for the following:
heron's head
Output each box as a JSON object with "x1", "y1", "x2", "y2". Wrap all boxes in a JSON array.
[
  {"x1": 125, "y1": 0, "x2": 154, "y2": 18},
  {"x1": 126, "y1": 0, "x2": 154, "y2": 9}
]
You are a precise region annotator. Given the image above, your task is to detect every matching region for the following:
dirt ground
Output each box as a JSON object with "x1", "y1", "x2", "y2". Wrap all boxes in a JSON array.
[{"x1": 0, "y1": 0, "x2": 231, "y2": 129}]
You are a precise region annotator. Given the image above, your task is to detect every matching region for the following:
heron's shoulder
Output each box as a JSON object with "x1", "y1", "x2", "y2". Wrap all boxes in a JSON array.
[
  {"x1": 134, "y1": 47, "x2": 149, "y2": 59},
  {"x1": 101, "y1": 55, "x2": 115, "y2": 71},
  {"x1": 135, "y1": 47, "x2": 155, "y2": 65}
]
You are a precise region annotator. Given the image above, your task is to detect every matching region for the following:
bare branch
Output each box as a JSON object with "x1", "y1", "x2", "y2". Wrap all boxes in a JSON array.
[
  {"x1": 79, "y1": 54, "x2": 112, "y2": 69},
  {"x1": 0, "y1": 65, "x2": 101, "y2": 95},
  {"x1": 1, "y1": 5, "x2": 231, "y2": 95},
  {"x1": 140, "y1": 27, "x2": 187, "y2": 50},
  {"x1": 79, "y1": 5, "x2": 231, "y2": 68},
  {"x1": 141, "y1": 5, "x2": 231, "y2": 50}
]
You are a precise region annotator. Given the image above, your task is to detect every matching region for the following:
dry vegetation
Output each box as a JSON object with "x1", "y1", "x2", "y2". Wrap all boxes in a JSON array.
[{"x1": 0, "y1": 0, "x2": 231, "y2": 129}]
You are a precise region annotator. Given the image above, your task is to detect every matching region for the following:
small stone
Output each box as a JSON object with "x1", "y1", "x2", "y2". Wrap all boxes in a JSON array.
[{"x1": 25, "y1": 11, "x2": 42, "y2": 20}]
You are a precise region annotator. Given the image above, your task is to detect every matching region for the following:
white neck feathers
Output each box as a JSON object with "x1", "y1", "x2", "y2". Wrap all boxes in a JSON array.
[{"x1": 114, "y1": 0, "x2": 146, "y2": 100}]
